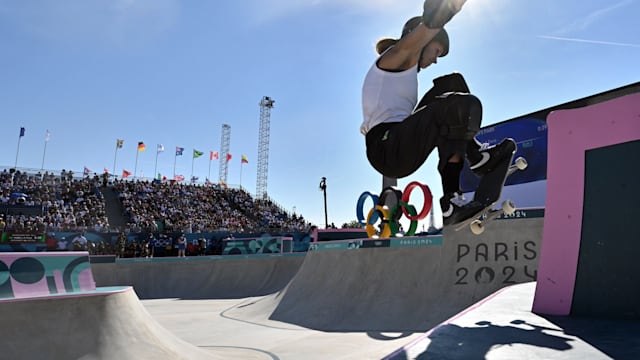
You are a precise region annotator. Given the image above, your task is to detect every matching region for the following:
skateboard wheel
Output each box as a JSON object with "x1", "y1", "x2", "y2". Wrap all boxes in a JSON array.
[
  {"x1": 502, "y1": 200, "x2": 516, "y2": 215},
  {"x1": 515, "y1": 157, "x2": 528, "y2": 170},
  {"x1": 470, "y1": 220, "x2": 485, "y2": 235}
]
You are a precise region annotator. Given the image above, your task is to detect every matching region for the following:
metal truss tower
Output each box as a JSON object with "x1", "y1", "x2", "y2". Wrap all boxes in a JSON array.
[
  {"x1": 256, "y1": 96, "x2": 274, "y2": 199},
  {"x1": 218, "y1": 124, "x2": 231, "y2": 185},
  {"x1": 428, "y1": 208, "x2": 438, "y2": 233}
]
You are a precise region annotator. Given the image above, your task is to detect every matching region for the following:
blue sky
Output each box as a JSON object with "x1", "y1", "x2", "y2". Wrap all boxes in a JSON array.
[{"x1": 1, "y1": 0, "x2": 639, "y2": 230}]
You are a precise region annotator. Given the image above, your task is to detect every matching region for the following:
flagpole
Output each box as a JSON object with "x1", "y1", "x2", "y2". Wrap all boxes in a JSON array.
[
  {"x1": 173, "y1": 151, "x2": 177, "y2": 178},
  {"x1": 134, "y1": 150, "x2": 139, "y2": 179},
  {"x1": 15, "y1": 129, "x2": 23, "y2": 169},
  {"x1": 154, "y1": 149, "x2": 159, "y2": 180},
  {"x1": 14, "y1": 137, "x2": 21, "y2": 168},
  {"x1": 239, "y1": 162, "x2": 243, "y2": 190},
  {"x1": 41, "y1": 141, "x2": 47, "y2": 170},
  {"x1": 208, "y1": 153, "x2": 212, "y2": 183},
  {"x1": 191, "y1": 151, "x2": 195, "y2": 182},
  {"x1": 113, "y1": 142, "x2": 119, "y2": 178},
  {"x1": 41, "y1": 133, "x2": 49, "y2": 170}
]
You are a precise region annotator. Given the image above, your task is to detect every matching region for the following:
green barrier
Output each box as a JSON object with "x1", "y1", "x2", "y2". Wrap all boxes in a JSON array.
[{"x1": 309, "y1": 235, "x2": 443, "y2": 251}]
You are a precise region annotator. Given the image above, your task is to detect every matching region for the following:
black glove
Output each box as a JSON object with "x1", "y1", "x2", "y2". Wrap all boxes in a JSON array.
[{"x1": 422, "y1": 0, "x2": 459, "y2": 29}]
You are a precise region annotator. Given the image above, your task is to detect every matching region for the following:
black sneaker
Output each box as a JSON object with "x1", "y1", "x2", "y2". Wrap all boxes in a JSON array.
[
  {"x1": 469, "y1": 138, "x2": 516, "y2": 176},
  {"x1": 440, "y1": 192, "x2": 485, "y2": 226}
]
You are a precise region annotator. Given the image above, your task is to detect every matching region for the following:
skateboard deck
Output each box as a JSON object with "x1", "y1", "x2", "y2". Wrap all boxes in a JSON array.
[{"x1": 454, "y1": 139, "x2": 527, "y2": 235}]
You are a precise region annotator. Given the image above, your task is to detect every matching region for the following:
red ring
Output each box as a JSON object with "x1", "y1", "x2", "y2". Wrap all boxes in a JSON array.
[{"x1": 401, "y1": 181, "x2": 433, "y2": 221}]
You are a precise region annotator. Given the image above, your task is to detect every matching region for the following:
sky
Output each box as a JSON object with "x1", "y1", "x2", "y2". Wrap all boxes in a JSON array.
[{"x1": 1, "y1": 0, "x2": 639, "y2": 230}]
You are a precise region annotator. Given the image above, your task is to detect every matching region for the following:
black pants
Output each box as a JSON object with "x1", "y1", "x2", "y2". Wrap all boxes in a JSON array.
[{"x1": 366, "y1": 92, "x2": 481, "y2": 179}]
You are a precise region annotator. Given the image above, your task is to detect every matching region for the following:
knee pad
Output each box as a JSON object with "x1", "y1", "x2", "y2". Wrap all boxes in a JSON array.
[
  {"x1": 419, "y1": 72, "x2": 471, "y2": 108},
  {"x1": 441, "y1": 94, "x2": 482, "y2": 141},
  {"x1": 433, "y1": 72, "x2": 470, "y2": 94}
]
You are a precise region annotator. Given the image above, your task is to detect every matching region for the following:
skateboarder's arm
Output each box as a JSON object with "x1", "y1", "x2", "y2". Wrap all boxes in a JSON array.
[
  {"x1": 377, "y1": 0, "x2": 466, "y2": 72},
  {"x1": 377, "y1": 25, "x2": 442, "y2": 71}
]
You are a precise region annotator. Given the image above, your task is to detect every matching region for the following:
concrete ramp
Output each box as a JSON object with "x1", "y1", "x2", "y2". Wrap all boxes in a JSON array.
[
  {"x1": 0, "y1": 287, "x2": 222, "y2": 360},
  {"x1": 233, "y1": 217, "x2": 543, "y2": 332},
  {"x1": 92, "y1": 254, "x2": 304, "y2": 299}
]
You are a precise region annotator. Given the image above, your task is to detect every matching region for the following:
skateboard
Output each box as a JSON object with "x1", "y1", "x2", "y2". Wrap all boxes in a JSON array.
[{"x1": 454, "y1": 139, "x2": 528, "y2": 235}]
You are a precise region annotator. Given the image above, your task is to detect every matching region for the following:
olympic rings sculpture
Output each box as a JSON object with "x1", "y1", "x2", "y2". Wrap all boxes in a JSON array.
[{"x1": 356, "y1": 181, "x2": 433, "y2": 238}]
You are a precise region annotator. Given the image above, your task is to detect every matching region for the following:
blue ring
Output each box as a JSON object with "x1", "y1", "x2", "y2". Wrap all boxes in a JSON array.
[{"x1": 356, "y1": 191, "x2": 379, "y2": 225}]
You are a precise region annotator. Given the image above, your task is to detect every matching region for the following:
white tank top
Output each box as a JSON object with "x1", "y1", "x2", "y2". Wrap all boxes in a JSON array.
[{"x1": 360, "y1": 58, "x2": 418, "y2": 135}]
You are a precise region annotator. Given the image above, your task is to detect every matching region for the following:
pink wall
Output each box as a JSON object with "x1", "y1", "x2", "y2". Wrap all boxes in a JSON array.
[
  {"x1": 0, "y1": 252, "x2": 96, "y2": 300},
  {"x1": 533, "y1": 93, "x2": 640, "y2": 315}
]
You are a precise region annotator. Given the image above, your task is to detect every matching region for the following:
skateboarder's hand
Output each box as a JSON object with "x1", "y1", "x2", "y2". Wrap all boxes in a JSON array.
[{"x1": 422, "y1": 0, "x2": 466, "y2": 29}]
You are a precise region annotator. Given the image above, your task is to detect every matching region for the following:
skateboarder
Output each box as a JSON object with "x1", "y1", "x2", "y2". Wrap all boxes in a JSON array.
[{"x1": 360, "y1": 0, "x2": 515, "y2": 226}]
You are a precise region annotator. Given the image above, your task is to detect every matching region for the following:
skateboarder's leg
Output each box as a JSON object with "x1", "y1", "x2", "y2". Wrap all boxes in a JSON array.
[
  {"x1": 437, "y1": 141, "x2": 484, "y2": 226},
  {"x1": 365, "y1": 87, "x2": 481, "y2": 178},
  {"x1": 429, "y1": 93, "x2": 492, "y2": 225},
  {"x1": 433, "y1": 93, "x2": 483, "y2": 182},
  {"x1": 416, "y1": 72, "x2": 471, "y2": 110},
  {"x1": 365, "y1": 106, "x2": 441, "y2": 179},
  {"x1": 432, "y1": 93, "x2": 482, "y2": 142},
  {"x1": 432, "y1": 93, "x2": 516, "y2": 177}
]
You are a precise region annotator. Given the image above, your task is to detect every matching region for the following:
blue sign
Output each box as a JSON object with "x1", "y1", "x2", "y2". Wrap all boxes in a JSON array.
[{"x1": 461, "y1": 118, "x2": 548, "y2": 192}]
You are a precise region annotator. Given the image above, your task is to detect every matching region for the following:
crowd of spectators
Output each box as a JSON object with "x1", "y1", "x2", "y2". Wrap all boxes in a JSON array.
[
  {"x1": 1, "y1": 168, "x2": 311, "y2": 236},
  {"x1": 114, "y1": 178, "x2": 309, "y2": 234},
  {"x1": 1, "y1": 169, "x2": 110, "y2": 233}
]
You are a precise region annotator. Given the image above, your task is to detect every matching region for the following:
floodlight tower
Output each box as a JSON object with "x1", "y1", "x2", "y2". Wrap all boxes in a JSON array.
[
  {"x1": 256, "y1": 96, "x2": 274, "y2": 199},
  {"x1": 219, "y1": 124, "x2": 231, "y2": 185}
]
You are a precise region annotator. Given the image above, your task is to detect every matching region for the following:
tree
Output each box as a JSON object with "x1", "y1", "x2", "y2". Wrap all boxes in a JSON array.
[{"x1": 341, "y1": 220, "x2": 362, "y2": 229}]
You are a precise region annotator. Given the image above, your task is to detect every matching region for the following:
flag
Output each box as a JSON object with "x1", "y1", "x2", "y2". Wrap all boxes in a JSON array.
[
  {"x1": 122, "y1": 169, "x2": 132, "y2": 178},
  {"x1": 157, "y1": 144, "x2": 165, "y2": 153},
  {"x1": 241, "y1": 155, "x2": 248, "y2": 164},
  {"x1": 226, "y1": 153, "x2": 232, "y2": 162},
  {"x1": 19, "y1": 127, "x2": 25, "y2": 137},
  {"x1": 116, "y1": 139, "x2": 124, "y2": 149},
  {"x1": 45, "y1": 130, "x2": 51, "y2": 142},
  {"x1": 104, "y1": 168, "x2": 110, "y2": 174},
  {"x1": 137, "y1": 142, "x2": 146, "y2": 152},
  {"x1": 176, "y1": 147, "x2": 184, "y2": 156},
  {"x1": 191, "y1": 176, "x2": 199, "y2": 182},
  {"x1": 193, "y1": 149, "x2": 204, "y2": 158},
  {"x1": 210, "y1": 151, "x2": 219, "y2": 160},
  {"x1": 83, "y1": 166, "x2": 92, "y2": 176},
  {"x1": 174, "y1": 174, "x2": 185, "y2": 181}
]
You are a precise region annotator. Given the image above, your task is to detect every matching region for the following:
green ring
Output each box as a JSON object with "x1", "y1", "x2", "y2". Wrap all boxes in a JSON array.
[{"x1": 389, "y1": 201, "x2": 418, "y2": 236}]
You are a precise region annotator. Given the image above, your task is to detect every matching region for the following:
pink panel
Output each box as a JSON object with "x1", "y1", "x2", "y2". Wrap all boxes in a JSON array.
[
  {"x1": 0, "y1": 252, "x2": 95, "y2": 299},
  {"x1": 78, "y1": 268, "x2": 96, "y2": 291},
  {"x1": 54, "y1": 269, "x2": 65, "y2": 293},
  {"x1": 533, "y1": 93, "x2": 640, "y2": 315},
  {"x1": 10, "y1": 277, "x2": 49, "y2": 298}
]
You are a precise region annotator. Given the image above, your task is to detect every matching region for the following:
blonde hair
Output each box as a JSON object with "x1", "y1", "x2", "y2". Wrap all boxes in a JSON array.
[{"x1": 375, "y1": 38, "x2": 398, "y2": 55}]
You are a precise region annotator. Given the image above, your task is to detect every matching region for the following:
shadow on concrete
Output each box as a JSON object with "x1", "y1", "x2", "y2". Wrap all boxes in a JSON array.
[
  {"x1": 367, "y1": 332, "x2": 415, "y2": 341},
  {"x1": 542, "y1": 315, "x2": 640, "y2": 360},
  {"x1": 415, "y1": 320, "x2": 573, "y2": 360}
]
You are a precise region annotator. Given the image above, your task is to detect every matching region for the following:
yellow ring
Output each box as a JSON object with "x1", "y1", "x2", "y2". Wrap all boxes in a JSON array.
[{"x1": 365, "y1": 205, "x2": 391, "y2": 238}]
